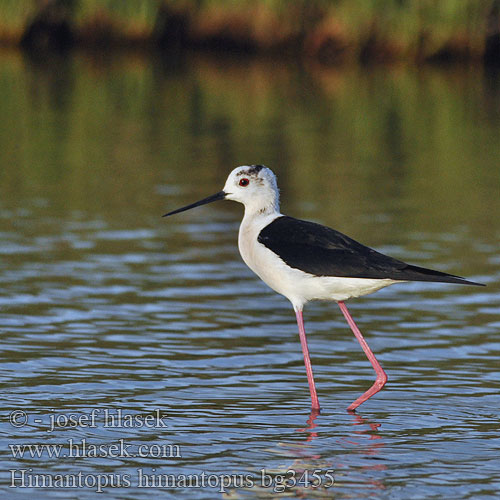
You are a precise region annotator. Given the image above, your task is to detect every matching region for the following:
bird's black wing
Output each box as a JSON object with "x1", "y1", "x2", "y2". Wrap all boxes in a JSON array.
[{"x1": 257, "y1": 216, "x2": 483, "y2": 285}]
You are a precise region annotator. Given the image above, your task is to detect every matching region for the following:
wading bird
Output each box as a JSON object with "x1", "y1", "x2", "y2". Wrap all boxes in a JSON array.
[{"x1": 164, "y1": 165, "x2": 483, "y2": 412}]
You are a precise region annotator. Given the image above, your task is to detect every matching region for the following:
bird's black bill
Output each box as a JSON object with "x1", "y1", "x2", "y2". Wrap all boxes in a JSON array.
[{"x1": 163, "y1": 190, "x2": 226, "y2": 217}]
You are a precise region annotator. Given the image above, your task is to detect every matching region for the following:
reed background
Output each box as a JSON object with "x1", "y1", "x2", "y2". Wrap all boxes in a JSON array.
[{"x1": 1, "y1": 0, "x2": 499, "y2": 64}]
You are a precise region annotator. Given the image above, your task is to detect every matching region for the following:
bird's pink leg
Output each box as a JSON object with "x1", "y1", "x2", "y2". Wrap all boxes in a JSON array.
[
  {"x1": 337, "y1": 301, "x2": 387, "y2": 412},
  {"x1": 295, "y1": 308, "x2": 321, "y2": 411}
]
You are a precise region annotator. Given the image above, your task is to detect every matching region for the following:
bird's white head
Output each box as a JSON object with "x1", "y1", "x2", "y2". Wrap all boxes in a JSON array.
[
  {"x1": 163, "y1": 164, "x2": 280, "y2": 218},
  {"x1": 223, "y1": 165, "x2": 280, "y2": 215}
]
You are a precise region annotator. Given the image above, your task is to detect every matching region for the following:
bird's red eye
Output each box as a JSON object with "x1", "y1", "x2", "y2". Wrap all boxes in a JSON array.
[{"x1": 239, "y1": 178, "x2": 250, "y2": 187}]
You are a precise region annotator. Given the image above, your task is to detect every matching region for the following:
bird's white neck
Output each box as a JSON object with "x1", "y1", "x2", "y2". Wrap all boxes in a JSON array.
[
  {"x1": 238, "y1": 202, "x2": 282, "y2": 276},
  {"x1": 243, "y1": 200, "x2": 280, "y2": 219},
  {"x1": 240, "y1": 186, "x2": 280, "y2": 219},
  {"x1": 239, "y1": 202, "x2": 282, "y2": 258}
]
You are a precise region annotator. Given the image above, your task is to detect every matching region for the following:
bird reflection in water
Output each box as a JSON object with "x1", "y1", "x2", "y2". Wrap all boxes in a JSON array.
[{"x1": 286, "y1": 411, "x2": 387, "y2": 494}]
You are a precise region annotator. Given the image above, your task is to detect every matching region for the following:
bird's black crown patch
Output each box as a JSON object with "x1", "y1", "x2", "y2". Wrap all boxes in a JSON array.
[{"x1": 237, "y1": 164, "x2": 264, "y2": 176}]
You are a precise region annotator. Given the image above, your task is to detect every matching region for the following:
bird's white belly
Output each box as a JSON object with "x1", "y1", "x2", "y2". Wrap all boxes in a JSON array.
[{"x1": 238, "y1": 220, "x2": 397, "y2": 308}]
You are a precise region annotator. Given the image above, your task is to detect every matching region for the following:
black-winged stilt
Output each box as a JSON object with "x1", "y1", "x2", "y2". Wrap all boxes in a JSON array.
[{"x1": 164, "y1": 165, "x2": 483, "y2": 412}]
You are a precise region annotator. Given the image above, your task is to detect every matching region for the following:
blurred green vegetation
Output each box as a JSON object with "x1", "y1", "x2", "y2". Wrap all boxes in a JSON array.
[
  {"x1": 0, "y1": 0, "x2": 498, "y2": 63},
  {"x1": 0, "y1": 50, "x2": 498, "y2": 257}
]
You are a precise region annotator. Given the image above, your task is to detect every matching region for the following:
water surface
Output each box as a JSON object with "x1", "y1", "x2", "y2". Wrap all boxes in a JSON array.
[{"x1": 0, "y1": 50, "x2": 499, "y2": 498}]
